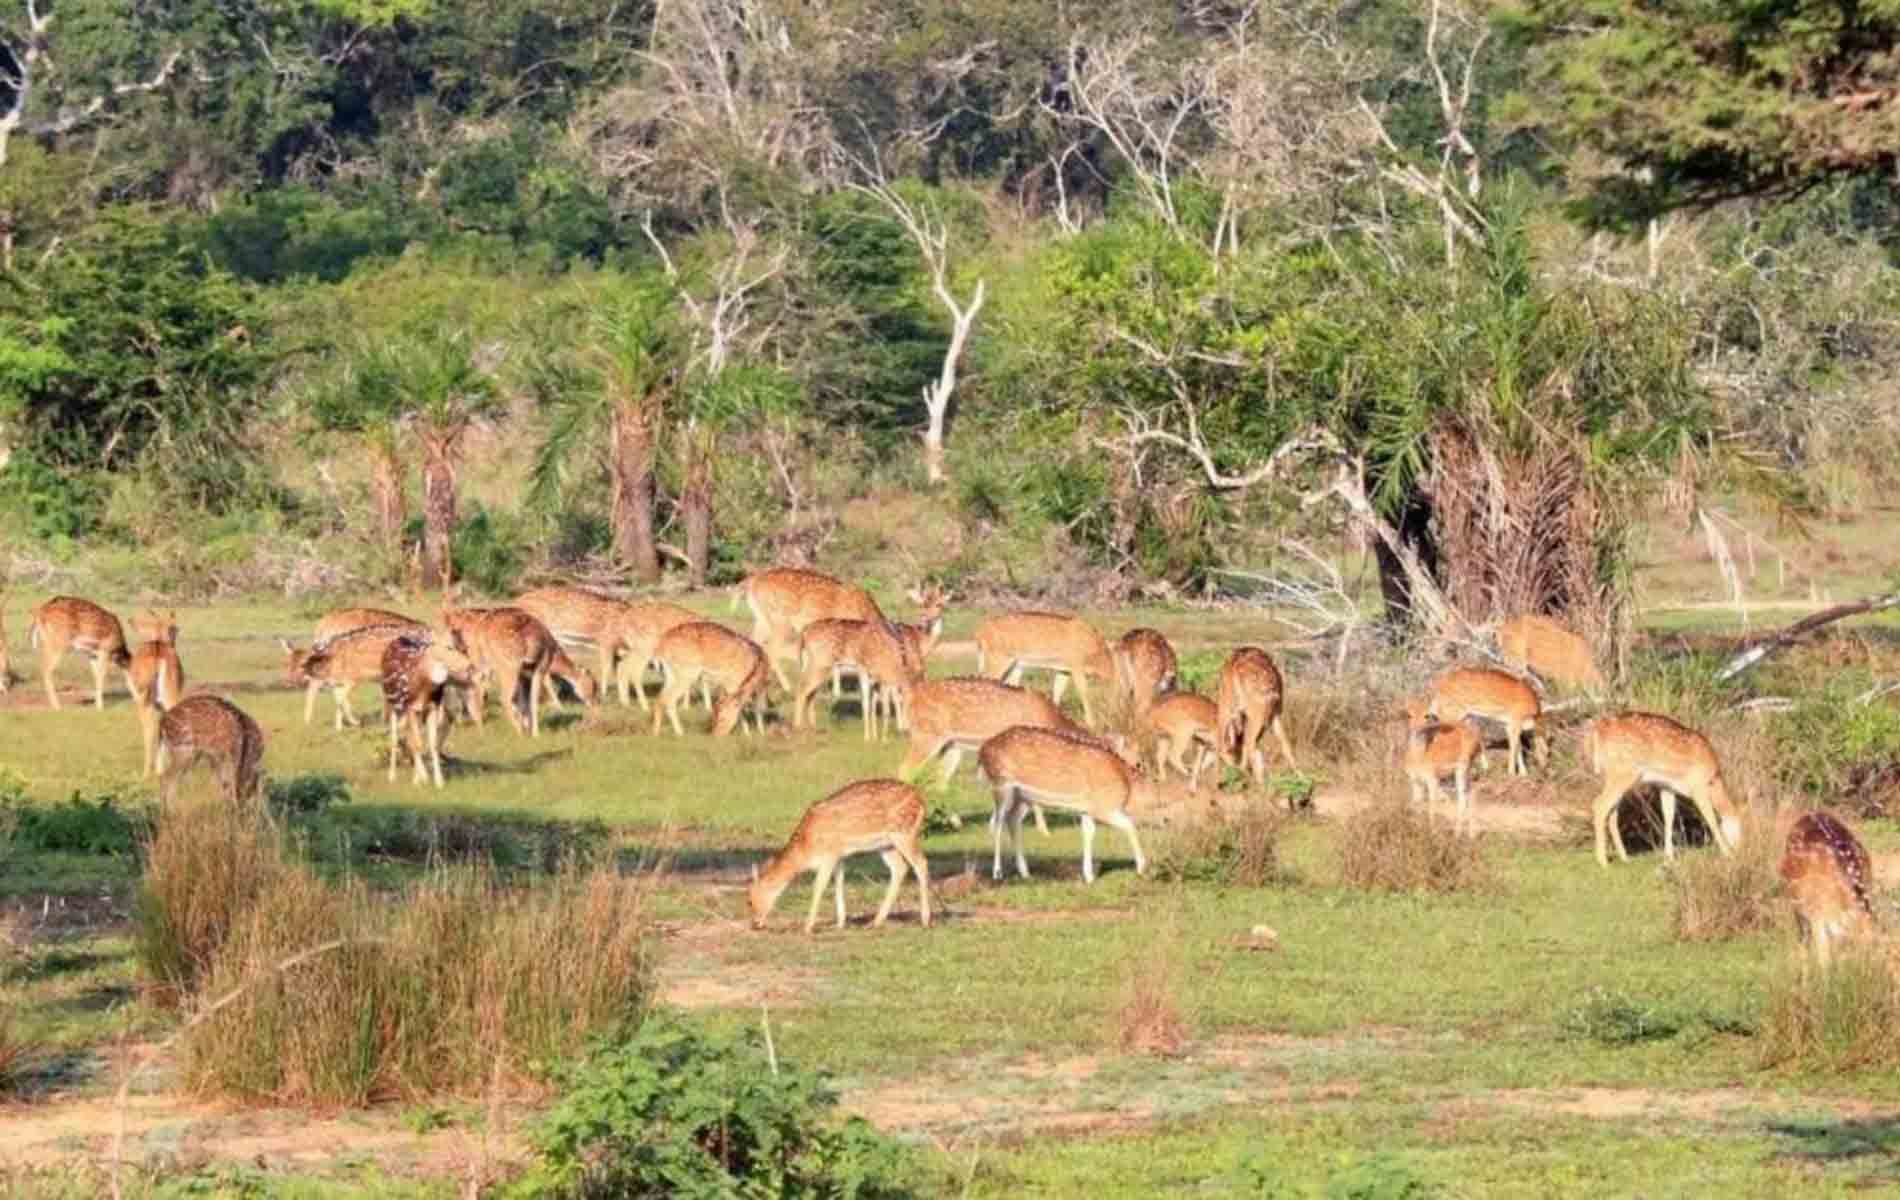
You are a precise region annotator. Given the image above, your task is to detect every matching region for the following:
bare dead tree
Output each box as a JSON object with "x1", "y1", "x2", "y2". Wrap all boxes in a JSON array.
[{"x1": 0, "y1": 1, "x2": 189, "y2": 169}]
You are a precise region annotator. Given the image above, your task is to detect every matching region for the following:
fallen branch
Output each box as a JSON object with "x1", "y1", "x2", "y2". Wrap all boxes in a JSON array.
[{"x1": 1715, "y1": 590, "x2": 1900, "y2": 681}]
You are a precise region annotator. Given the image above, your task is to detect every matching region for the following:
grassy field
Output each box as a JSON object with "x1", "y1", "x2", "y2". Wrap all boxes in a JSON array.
[{"x1": 3, "y1": 523, "x2": 1900, "y2": 1197}]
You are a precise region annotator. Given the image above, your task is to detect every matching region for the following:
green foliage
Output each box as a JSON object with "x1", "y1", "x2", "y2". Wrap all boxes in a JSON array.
[
  {"x1": 199, "y1": 188, "x2": 411, "y2": 284},
  {"x1": 1150, "y1": 808, "x2": 1289, "y2": 887},
  {"x1": 446, "y1": 503, "x2": 529, "y2": 595},
  {"x1": 0, "y1": 776, "x2": 151, "y2": 857},
  {"x1": 0, "y1": 450, "x2": 107, "y2": 541},
  {"x1": 265, "y1": 773, "x2": 352, "y2": 819},
  {"x1": 436, "y1": 131, "x2": 620, "y2": 262},
  {"x1": 1768, "y1": 671, "x2": 1900, "y2": 809},
  {"x1": 510, "y1": 1014, "x2": 916, "y2": 1199}
]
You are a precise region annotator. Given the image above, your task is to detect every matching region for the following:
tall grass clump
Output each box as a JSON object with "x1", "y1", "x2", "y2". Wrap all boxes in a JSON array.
[
  {"x1": 1666, "y1": 816, "x2": 1784, "y2": 941},
  {"x1": 1114, "y1": 905, "x2": 1190, "y2": 1058},
  {"x1": 1337, "y1": 801, "x2": 1489, "y2": 894},
  {"x1": 1149, "y1": 806, "x2": 1288, "y2": 887},
  {"x1": 0, "y1": 1004, "x2": 38, "y2": 1095},
  {"x1": 134, "y1": 796, "x2": 292, "y2": 1004},
  {"x1": 1759, "y1": 952, "x2": 1900, "y2": 1072}
]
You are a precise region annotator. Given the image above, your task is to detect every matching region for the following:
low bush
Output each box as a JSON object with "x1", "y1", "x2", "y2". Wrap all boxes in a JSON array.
[
  {"x1": 1116, "y1": 907, "x2": 1191, "y2": 1058},
  {"x1": 1666, "y1": 818, "x2": 1784, "y2": 941},
  {"x1": 506, "y1": 1014, "x2": 916, "y2": 1199},
  {"x1": 1759, "y1": 951, "x2": 1900, "y2": 1072},
  {"x1": 265, "y1": 772, "x2": 352, "y2": 818},
  {"x1": 1337, "y1": 801, "x2": 1488, "y2": 895},
  {"x1": 1149, "y1": 806, "x2": 1288, "y2": 887},
  {"x1": 0, "y1": 789, "x2": 151, "y2": 857}
]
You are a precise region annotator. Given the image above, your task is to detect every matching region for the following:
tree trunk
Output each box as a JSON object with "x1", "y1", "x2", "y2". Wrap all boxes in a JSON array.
[
  {"x1": 1366, "y1": 492, "x2": 1441, "y2": 631},
  {"x1": 682, "y1": 425, "x2": 714, "y2": 588},
  {"x1": 922, "y1": 418, "x2": 946, "y2": 486},
  {"x1": 370, "y1": 445, "x2": 406, "y2": 560},
  {"x1": 420, "y1": 429, "x2": 460, "y2": 592},
  {"x1": 611, "y1": 397, "x2": 661, "y2": 582}
]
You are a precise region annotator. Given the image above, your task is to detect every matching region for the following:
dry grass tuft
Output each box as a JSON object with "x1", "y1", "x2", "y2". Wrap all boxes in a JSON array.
[
  {"x1": 134, "y1": 795, "x2": 291, "y2": 1005},
  {"x1": 0, "y1": 1004, "x2": 37, "y2": 1094},
  {"x1": 1760, "y1": 947, "x2": 1900, "y2": 1072},
  {"x1": 1337, "y1": 800, "x2": 1490, "y2": 894},
  {"x1": 1115, "y1": 907, "x2": 1190, "y2": 1058},
  {"x1": 1149, "y1": 804, "x2": 1289, "y2": 887},
  {"x1": 1667, "y1": 814, "x2": 1784, "y2": 941}
]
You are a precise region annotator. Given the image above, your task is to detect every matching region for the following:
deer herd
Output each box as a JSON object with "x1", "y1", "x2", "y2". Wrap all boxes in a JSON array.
[{"x1": 0, "y1": 576, "x2": 1882, "y2": 965}]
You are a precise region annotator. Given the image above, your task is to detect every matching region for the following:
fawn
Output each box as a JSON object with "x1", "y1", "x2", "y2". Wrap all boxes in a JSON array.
[
  {"x1": 1401, "y1": 698, "x2": 1484, "y2": 835},
  {"x1": 1420, "y1": 667, "x2": 1544, "y2": 777},
  {"x1": 1147, "y1": 691, "x2": 1220, "y2": 790},
  {"x1": 748, "y1": 779, "x2": 932, "y2": 933}
]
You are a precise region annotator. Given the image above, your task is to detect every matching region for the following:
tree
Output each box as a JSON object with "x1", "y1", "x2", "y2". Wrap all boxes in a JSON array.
[{"x1": 673, "y1": 363, "x2": 798, "y2": 585}]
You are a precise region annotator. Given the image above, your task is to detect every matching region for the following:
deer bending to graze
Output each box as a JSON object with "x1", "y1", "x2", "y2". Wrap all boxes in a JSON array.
[
  {"x1": 898, "y1": 676, "x2": 1088, "y2": 833},
  {"x1": 973, "y1": 611, "x2": 1117, "y2": 727},
  {"x1": 796, "y1": 617, "x2": 918, "y2": 741},
  {"x1": 1115, "y1": 627, "x2": 1178, "y2": 720},
  {"x1": 1587, "y1": 712, "x2": 1743, "y2": 868},
  {"x1": 156, "y1": 694, "x2": 265, "y2": 805},
  {"x1": 650, "y1": 622, "x2": 770, "y2": 737},
  {"x1": 282, "y1": 624, "x2": 417, "y2": 728},
  {"x1": 1421, "y1": 667, "x2": 1544, "y2": 777},
  {"x1": 824, "y1": 586, "x2": 947, "y2": 732},
  {"x1": 616, "y1": 601, "x2": 705, "y2": 710},
  {"x1": 514, "y1": 585, "x2": 632, "y2": 708},
  {"x1": 313, "y1": 606, "x2": 422, "y2": 644},
  {"x1": 736, "y1": 567, "x2": 886, "y2": 695},
  {"x1": 126, "y1": 611, "x2": 185, "y2": 778},
  {"x1": 382, "y1": 633, "x2": 474, "y2": 788},
  {"x1": 1402, "y1": 698, "x2": 1483, "y2": 835},
  {"x1": 748, "y1": 779, "x2": 932, "y2": 934},
  {"x1": 442, "y1": 604, "x2": 576, "y2": 736},
  {"x1": 28, "y1": 596, "x2": 131, "y2": 710},
  {"x1": 980, "y1": 725, "x2": 1167, "y2": 884},
  {"x1": 1216, "y1": 647, "x2": 1296, "y2": 788},
  {"x1": 1147, "y1": 692, "x2": 1220, "y2": 790},
  {"x1": 1497, "y1": 614, "x2": 1604, "y2": 693},
  {"x1": 1780, "y1": 810, "x2": 1878, "y2": 971}
]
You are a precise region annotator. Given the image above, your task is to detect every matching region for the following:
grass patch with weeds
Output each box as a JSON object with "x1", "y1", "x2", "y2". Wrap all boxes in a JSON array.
[
  {"x1": 1760, "y1": 950, "x2": 1900, "y2": 1072},
  {"x1": 1149, "y1": 805, "x2": 1290, "y2": 887},
  {"x1": 1336, "y1": 801, "x2": 1489, "y2": 895},
  {"x1": 1667, "y1": 822, "x2": 1784, "y2": 941}
]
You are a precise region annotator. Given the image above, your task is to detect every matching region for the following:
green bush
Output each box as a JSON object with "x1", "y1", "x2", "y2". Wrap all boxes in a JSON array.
[
  {"x1": 265, "y1": 773, "x2": 352, "y2": 819},
  {"x1": 1768, "y1": 672, "x2": 1900, "y2": 816},
  {"x1": 1149, "y1": 807, "x2": 1288, "y2": 887},
  {"x1": 1, "y1": 791, "x2": 151, "y2": 856},
  {"x1": 508, "y1": 1015, "x2": 916, "y2": 1199}
]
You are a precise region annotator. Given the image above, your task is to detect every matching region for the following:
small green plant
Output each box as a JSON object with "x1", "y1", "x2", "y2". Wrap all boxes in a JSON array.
[
  {"x1": 1563, "y1": 987, "x2": 1688, "y2": 1046},
  {"x1": 265, "y1": 772, "x2": 352, "y2": 818},
  {"x1": 1336, "y1": 802, "x2": 1488, "y2": 895},
  {"x1": 507, "y1": 1014, "x2": 916, "y2": 1199},
  {"x1": 1271, "y1": 770, "x2": 1319, "y2": 811},
  {"x1": 1324, "y1": 1153, "x2": 1434, "y2": 1200}
]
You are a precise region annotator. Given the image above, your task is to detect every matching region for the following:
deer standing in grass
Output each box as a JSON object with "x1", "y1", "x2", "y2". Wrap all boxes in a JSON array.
[
  {"x1": 443, "y1": 605, "x2": 586, "y2": 736},
  {"x1": 796, "y1": 616, "x2": 920, "y2": 741},
  {"x1": 614, "y1": 600, "x2": 705, "y2": 710},
  {"x1": 1586, "y1": 712, "x2": 1743, "y2": 868},
  {"x1": 1216, "y1": 647, "x2": 1296, "y2": 787},
  {"x1": 818, "y1": 586, "x2": 947, "y2": 733},
  {"x1": 748, "y1": 779, "x2": 932, "y2": 933},
  {"x1": 282, "y1": 624, "x2": 416, "y2": 728},
  {"x1": 1402, "y1": 698, "x2": 1483, "y2": 835},
  {"x1": 155, "y1": 694, "x2": 265, "y2": 805},
  {"x1": 313, "y1": 606, "x2": 422, "y2": 644},
  {"x1": 650, "y1": 621, "x2": 769, "y2": 737},
  {"x1": 1420, "y1": 667, "x2": 1544, "y2": 777},
  {"x1": 1497, "y1": 614, "x2": 1604, "y2": 693},
  {"x1": 980, "y1": 725, "x2": 1162, "y2": 883},
  {"x1": 126, "y1": 610, "x2": 185, "y2": 778},
  {"x1": 973, "y1": 611, "x2": 1117, "y2": 727},
  {"x1": 898, "y1": 676, "x2": 1086, "y2": 832},
  {"x1": 514, "y1": 585, "x2": 634, "y2": 708},
  {"x1": 382, "y1": 633, "x2": 474, "y2": 788},
  {"x1": 1147, "y1": 692, "x2": 1220, "y2": 790},
  {"x1": 1780, "y1": 810, "x2": 1878, "y2": 971},
  {"x1": 735, "y1": 567, "x2": 885, "y2": 694},
  {"x1": 1115, "y1": 627, "x2": 1177, "y2": 720},
  {"x1": 27, "y1": 596, "x2": 130, "y2": 710}
]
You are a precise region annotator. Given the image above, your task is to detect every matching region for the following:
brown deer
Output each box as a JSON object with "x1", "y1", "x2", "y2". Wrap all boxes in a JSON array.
[
  {"x1": 616, "y1": 600, "x2": 704, "y2": 710},
  {"x1": 1419, "y1": 667, "x2": 1544, "y2": 777},
  {"x1": 980, "y1": 725, "x2": 1167, "y2": 883},
  {"x1": 313, "y1": 605, "x2": 422, "y2": 644},
  {"x1": 1780, "y1": 810, "x2": 1878, "y2": 971},
  {"x1": 126, "y1": 610, "x2": 185, "y2": 778},
  {"x1": 650, "y1": 621, "x2": 770, "y2": 737},
  {"x1": 734, "y1": 567, "x2": 885, "y2": 694},
  {"x1": 821, "y1": 586, "x2": 947, "y2": 732},
  {"x1": 795, "y1": 617, "x2": 918, "y2": 741},
  {"x1": 1402, "y1": 698, "x2": 1483, "y2": 835},
  {"x1": 898, "y1": 676, "x2": 1088, "y2": 834},
  {"x1": 155, "y1": 694, "x2": 265, "y2": 805},
  {"x1": 1216, "y1": 647, "x2": 1296, "y2": 787},
  {"x1": 748, "y1": 779, "x2": 932, "y2": 933},
  {"x1": 1147, "y1": 691, "x2": 1220, "y2": 790},
  {"x1": 282, "y1": 624, "x2": 416, "y2": 728},
  {"x1": 442, "y1": 604, "x2": 570, "y2": 736},
  {"x1": 382, "y1": 633, "x2": 474, "y2": 788},
  {"x1": 1587, "y1": 712, "x2": 1743, "y2": 868},
  {"x1": 515, "y1": 585, "x2": 631, "y2": 707},
  {"x1": 1497, "y1": 614, "x2": 1605, "y2": 693},
  {"x1": 973, "y1": 611, "x2": 1117, "y2": 727},
  {"x1": 1115, "y1": 627, "x2": 1178, "y2": 719},
  {"x1": 28, "y1": 596, "x2": 131, "y2": 709}
]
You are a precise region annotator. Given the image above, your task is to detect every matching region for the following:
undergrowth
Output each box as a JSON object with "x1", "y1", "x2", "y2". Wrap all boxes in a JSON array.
[
  {"x1": 1336, "y1": 801, "x2": 1489, "y2": 895},
  {"x1": 1759, "y1": 951, "x2": 1900, "y2": 1072},
  {"x1": 1149, "y1": 806, "x2": 1289, "y2": 887},
  {"x1": 1666, "y1": 819, "x2": 1784, "y2": 941}
]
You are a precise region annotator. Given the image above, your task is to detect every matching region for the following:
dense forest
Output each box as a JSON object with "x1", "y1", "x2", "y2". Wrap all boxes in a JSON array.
[{"x1": 2, "y1": 0, "x2": 1897, "y2": 640}]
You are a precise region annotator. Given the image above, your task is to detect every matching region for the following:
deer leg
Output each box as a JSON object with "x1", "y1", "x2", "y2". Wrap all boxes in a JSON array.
[
  {"x1": 428, "y1": 708, "x2": 446, "y2": 788},
  {"x1": 138, "y1": 705, "x2": 161, "y2": 778},
  {"x1": 1011, "y1": 794, "x2": 1031, "y2": 879},
  {"x1": 1593, "y1": 773, "x2": 1637, "y2": 867},
  {"x1": 91, "y1": 653, "x2": 108, "y2": 709},
  {"x1": 304, "y1": 679, "x2": 322, "y2": 724},
  {"x1": 1455, "y1": 764, "x2": 1471, "y2": 837},
  {"x1": 1073, "y1": 675, "x2": 1093, "y2": 727},
  {"x1": 337, "y1": 686, "x2": 358, "y2": 729},
  {"x1": 833, "y1": 859, "x2": 850, "y2": 928},
  {"x1": 1271, "y1": 713, "x2": 1296, "y2": 769},
  {"x1": 1660, "y1": 789, "x2": 1679, "y2": 861},
  {"x1": 897, "y1": 836, "x2": 930, "y2": 927},
  {"x1": 1052, "y1": 671, "x2": 1068, "y2": 706},
  {"x1": 1079, "y1": 812, "x2": 1098, "y2": 883},
  {"x1": 388, "y1": 712, "x2": 402, "y2": 782},
  {"x1": 804, "y1": 858, "x2": 836, "y2": 934},
  {"x1": 938, "y1": 743, "x2": 965, "y2": 787},
  {"x1": 1105, "y1": 809, "x2": 1146, "y2": 875},
  {"x1": 1690, "y1": 787, "x2": 1732, "y2": 856},
  {"x1": 990, "y1": 785, "x2": 1013, "y2": 880},
  {"x1": 39, "y1": 642, "x2": 61, "y2": 711}
]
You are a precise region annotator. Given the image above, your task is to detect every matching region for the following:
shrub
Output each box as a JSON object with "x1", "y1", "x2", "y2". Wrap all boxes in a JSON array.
[
  {"x1": 134, "y1": 796, "x2": 290, "y2": 1004},
  {"x1": 1337, "y1": 802, "x2": 1488, "y2": 895},
  {"x1": 0, "y1": 1004, "x2": 37, "y2": 1095},
  {"x1": 1149, "y1": 807, "x2": 1288, "y2": 887},
  {"x1": 1666, "y1": 819, "x2": 1783, "y2": 941},
  {"x1": 507, "y1": 1015, "x2": 916, "y2": 1199},
  {"x1": 1, "y1": 792, "x2": 152, "y2": 856},
  {"x1": 1760, "y1": 951, "x2": 1900, "y2": 1072},
  {"x1": 265, "y1": 772, "x2": 352, "y2": 819}
]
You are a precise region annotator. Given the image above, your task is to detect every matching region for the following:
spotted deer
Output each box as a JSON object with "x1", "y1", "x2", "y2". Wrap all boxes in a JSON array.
[
  {"x1": 650, "y1": 621, "x2": 770, "y2": 737},
  {"x1": 313, "y1": 606, "x2": 422, "y2": 644},
  {"x1": 1420, "y1": 667, "x2": 1544, "y2": 777},
  {"x1": 748, "y1": 779, "x2": 932, "y2": 934},
  {"x1": 822, "y1": 586, "x2": 947, "y2": 732},
  {"x1": 973, "y1": 611, "x2": 1117, "y2": 727},
  {"x1": 1587, "y1": 712, "x2": 1743, "y2": 868},
  {"x1": 515, "y1": 585, "x2": 630, "y2": 707},
  {"x1": 28, "y1": 596, "x2": 131, "y2": 710},
  {"x1": 795, "y1": 617, "x2": 918, "y2": 741},
  {"x1": 1402, "y1": 698, "x2": 1483, "y2": 835},
  {"x1": 126, "y1": 610, "x2": 185, "y2": 778},
  {"x1": 616, "y1": 601, "x2": 705, "y2": 710},
  {"x1": 980, "y1": 725, "x2": 1169, "y2": 883},
  {"x1": 898, "y1": 676, "x2": 1088, "y2": 834},
  {"x1": 155, "y1": 694, "x2": 265, "y2": 805},
  {"x1": 1780, "y1": 810, "x2": 1878, "y2": 971},
  {"x1": 1147, "y1": 691, "x2": 1220, "y2": 790},
  {"x1": 280, "y1": 625, "x2": 409, "y2": 728},
  {"x1": 1216, "y1": 647, "x2": 1296, "y2": 787},
  {"x1": 735, "y1": 567, "x2": 886, "y2": 694},
  {"x1": 442, "y1": 605, "x2": 574, "y2": 736},
  {"x1": 382, "y1": 633, "x2": 474, "y2": 788},
  {"x1": 1115, "y1": 627, "x2": 1178, "y2": 719},
  {"x1": 1497, "y1": 613, "x2": 1604, "y2": 693}
]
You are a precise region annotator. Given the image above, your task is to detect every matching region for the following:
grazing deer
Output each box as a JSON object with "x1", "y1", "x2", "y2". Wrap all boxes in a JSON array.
[
  {"x1": 973, "y1": 611, "x2": 1117, "y2": 727},
  {"x1": 735, "y1": 566, "x2": 886, "y2": 694},
  {"x1": 616, "y1": 601, "x2": 704, "y2": 710},
  {"x1": 899, "y1": 676, "x2": 1087, "y2": 834},
  {"x1": 1420, "y1": 667, "x2": 1544, "y2": 777},
  {"x1": 1402, "y1": 698, "x2": 1483, "y2": 835},
  {"x1": 1780, "y1": 810, "x2": 1878, "y2": 971},
  {"x1": 795, "y1": 617, "x2": 918, "y2": 741},
  {"x1": 282, "y1": 624, "x2": 416, "y2": 728},
  {"x1": 1498, "y1": 614, "x2": 1604, "y2": 693},
  {"x1": 1216, "y1": 647, "x2": 1296, "y2": 787},
  {"x1": 442, "y1": 605, "x2": 570, "y2": 736},
  {"x1": 650, "y1": 621, "x2": 770, "y2": 737},
  {"x1": 313, "y1": 605, "x2": 422, "y2": 644},
  {"x1": 1115, "y1": 627, "x2": 1178, "y2": 719},
  {"x1": 155, "y1": 694, "x2": 265, "y2": 805},
  {"x1": 1147, "y1": 692, "x2": 1220, "y2": 790},
  {"x1": 825, "y1": 586, "x2": 948, "y2": 731},
  {"x1": 382, "y1": 633, "x2": 474, "y2": 788},
  {"x1": 748, "y1": 779, "x2": 932, "y2": 934},
  {"x1": 1586, "y1": 712, "x2": 1743, "y2": 868},
  {"x1": 980, "y1": 725, "x2": 1161, "y2": 883},
  {"x1": 126, "y1": 610, "x2": 185, "y2": 778},
  {"x1": 27, "y1": 596, "x2": 131, "y2": 710},
  {"x1": 514, "y1": 585, "x2": 630, "y2": 706}
]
